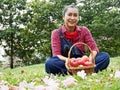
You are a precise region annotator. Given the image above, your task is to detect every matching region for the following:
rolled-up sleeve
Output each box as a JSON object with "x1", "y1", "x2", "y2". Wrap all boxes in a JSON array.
[{"x1": 51, "y1": 30, "x2": 61, "y2": 56}]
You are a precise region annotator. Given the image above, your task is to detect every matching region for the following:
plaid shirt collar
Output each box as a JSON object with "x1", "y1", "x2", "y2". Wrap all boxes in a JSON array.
[{"x1": 59, "y1": 25, "x2": 81, "y2": 34}]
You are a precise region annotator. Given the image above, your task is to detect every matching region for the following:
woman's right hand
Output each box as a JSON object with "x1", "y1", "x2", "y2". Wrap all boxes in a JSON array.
[{"x1": 57, "y1": 55, "x2": 72, "y2": 72}]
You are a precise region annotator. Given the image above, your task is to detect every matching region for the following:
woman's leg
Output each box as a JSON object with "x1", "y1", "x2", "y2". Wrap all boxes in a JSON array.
[
  {"x1": 94, "y1": 52, "x2": 110, "y2": 73},
  {"x1": 45, "y1": 56, "x2": 68, "y2": 75}
]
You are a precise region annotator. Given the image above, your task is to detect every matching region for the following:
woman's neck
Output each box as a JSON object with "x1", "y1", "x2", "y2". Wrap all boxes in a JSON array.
[{"x1": 65, "y1": 25, "x2": 75, "y2": 32}]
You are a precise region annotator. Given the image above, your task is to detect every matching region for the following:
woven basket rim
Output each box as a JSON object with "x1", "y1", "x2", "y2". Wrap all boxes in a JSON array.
[{"x1": 69, "y1": 65, "x2": 96, "y2": 70}]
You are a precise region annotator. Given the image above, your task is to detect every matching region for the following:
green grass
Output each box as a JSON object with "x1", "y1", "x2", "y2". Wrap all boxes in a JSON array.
[{"x1": 0, "y1": 56, "x2": 120, "y2": 90}]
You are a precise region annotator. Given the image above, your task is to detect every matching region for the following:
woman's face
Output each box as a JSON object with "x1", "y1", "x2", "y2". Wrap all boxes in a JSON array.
[{"x1": 63, "y1": 8, "x2": 79, "y2": 30}]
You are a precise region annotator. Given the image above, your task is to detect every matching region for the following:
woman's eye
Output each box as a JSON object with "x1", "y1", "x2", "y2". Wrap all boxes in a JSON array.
[
  {"x1": 74, "y1": 14, "x2": 78, "y2": 17},
  {"x1": 67, "y1": 13, "x2": 78, "y2": 17},
  {"x1": 68, "y1": 13, "x2": 72, "y2": 16}
]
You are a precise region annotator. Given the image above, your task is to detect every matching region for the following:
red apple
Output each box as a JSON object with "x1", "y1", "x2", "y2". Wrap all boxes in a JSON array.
[
  {"x1": 77, "y1": 59, "x2": 85, "y2": 65},
  {"x1": 76, "y1": 57, "x2": 82, "y2": 60},
  {"x1": 84, "y1": 61, "x2": 93, "y2": 66},
  {"x1": 81, "y1": 55, "x2": 89, "y2": 62},
  {"x1": 69, "y1": 58, "x2": 79, "y2": 67},
  {"x1": 77, "y1": 56, "x2": 91, "y2": 66},
  {"x1": 77, "y1": 56, "x2": 88, "y2": 65}
]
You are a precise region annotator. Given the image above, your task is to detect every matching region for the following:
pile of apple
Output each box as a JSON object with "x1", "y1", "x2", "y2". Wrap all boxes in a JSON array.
[{"x1": 69, "y1": 55, "x2": 93, "y2": 67}]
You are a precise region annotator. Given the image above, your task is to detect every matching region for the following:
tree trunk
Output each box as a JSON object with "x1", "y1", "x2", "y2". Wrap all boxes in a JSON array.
[
  {"x1": 10, "y1": 33, "x2": 14, "y2": 69},
  {"x1": 10, "y1": 13, "x2": 14, "y2": 69}
]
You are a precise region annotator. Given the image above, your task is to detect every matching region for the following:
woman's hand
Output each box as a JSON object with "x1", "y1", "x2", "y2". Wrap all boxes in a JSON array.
[
  {"x1": 57, "y1": 55, "x2": 72, "y2": 72},
  {"x1": 65, "y1": 58, "x2": 72, "y2": 72},
  {"x1": 89, "y1": 51, "x2": 97, "y2": 64}
]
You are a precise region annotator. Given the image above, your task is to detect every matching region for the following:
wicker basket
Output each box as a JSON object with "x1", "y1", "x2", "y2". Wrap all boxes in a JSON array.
[{"x1": 67, "y1": 42, "x2": 96, "y2": 75}]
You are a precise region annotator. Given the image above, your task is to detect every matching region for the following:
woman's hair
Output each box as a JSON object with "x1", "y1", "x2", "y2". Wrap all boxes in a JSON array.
[{"x1": 62, "y1": 4, "x2": 79, "y2": 17}]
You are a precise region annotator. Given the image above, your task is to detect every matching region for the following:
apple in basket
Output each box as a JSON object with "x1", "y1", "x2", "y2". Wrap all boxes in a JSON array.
[
  {"x1": 81, "y1": 55, "x2": 89, "y2": 62},
  {"x1": 77, "y1": 56, "x2": 89, "y2": 65},
  {"x1": 77, "y1": 55, "x2": 93, "y2": 66},
  {"x1": 84, "y1": 61, "x2": 93, "y2": 66},
  {"x1": 69, "y1": 58, "x2": 79, "y2": 67}
]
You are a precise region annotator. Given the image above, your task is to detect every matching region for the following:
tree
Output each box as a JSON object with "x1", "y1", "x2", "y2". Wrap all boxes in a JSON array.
[
  {"x1": 77, "y1": 0, "x2": 120, "y2": 56},
  {"x1": 0, "y1": 0, "x2": 77, "y2": 68},
  {"x1": 0, "y1": 0, "x2": 33, "y2": 68},
  {"x1": 28, "y1": 0, "x2": 76, "y2": 60}
]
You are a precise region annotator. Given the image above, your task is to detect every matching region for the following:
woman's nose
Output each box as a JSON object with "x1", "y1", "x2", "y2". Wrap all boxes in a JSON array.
[{"x1": 71, "y1": 15, "x2": 75, "y2": 19}]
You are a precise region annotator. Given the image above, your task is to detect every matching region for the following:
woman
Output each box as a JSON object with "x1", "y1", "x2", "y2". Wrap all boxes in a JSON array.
[{"x1": 45, "y1": 4, "x2": 110, "y2": 75}]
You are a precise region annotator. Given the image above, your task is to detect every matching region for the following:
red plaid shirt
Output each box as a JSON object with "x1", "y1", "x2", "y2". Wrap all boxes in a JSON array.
[{"x1": 51, "y1": 25, "x2": 99, "y2": 56}]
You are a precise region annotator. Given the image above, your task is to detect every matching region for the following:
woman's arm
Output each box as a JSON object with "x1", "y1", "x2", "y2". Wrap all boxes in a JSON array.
[
  {"x1": 89, "y1": 50, "x2": 97, "y2": 63},
  {"x1": 57, "y1": 55, "x2": 72, "y2": 72},
  {"x1": 51, "y1": 30, "x2": 61, "y2": 56},
  {"x1": 51, "y1": 30, "x2": 72, "y2": 71},
  {"x1": 57, "y1": 55, "x2": 67, "y2": 62},
  {"x1": 83, "y1": 26, "x2": 99, "y2": 53},
  {"x1": 83, "y1": 26, "x2": 99, "y2": 63}
]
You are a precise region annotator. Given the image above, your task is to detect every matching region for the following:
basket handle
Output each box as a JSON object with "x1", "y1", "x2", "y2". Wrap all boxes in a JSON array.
[{"x1": 67, "y1": 42, "x2": 94, "y2": 64}]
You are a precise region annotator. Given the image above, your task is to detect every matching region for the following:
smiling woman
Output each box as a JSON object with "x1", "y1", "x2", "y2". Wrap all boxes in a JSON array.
[{"x1": 45, "y1": 4, "x2": 110, "y2": 75}]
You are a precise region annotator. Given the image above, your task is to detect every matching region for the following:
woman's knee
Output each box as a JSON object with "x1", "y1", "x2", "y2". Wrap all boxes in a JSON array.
[
  {"x1": 45, "y1": 56, "x2": 67, "y2": 74},
  {"x1": 102, "y1": 52, "x2": 110, "y2": 64},
  {"x1": 45, "y1": 56, "x2": 59, "y2": 66},
  {"x1": 45, "y1": 56, "x2": 61, "y2": 71},
  {"x1": 104, "y1": 52, "x2": 110, "y2": 58},
  {"x1": 45, "y1": 58, "x2": 53, "y2": 73},
  {"x1": 45, "y1": 58, "x2": 52, "y2": 66},
  {"x1": 45, "y1": 58, "x2": 54, "y2": 70},
  {"x1": 95, "y1": 52, "x2": 110, "y2": 73},
  {"x1": 97, "y1": 52, "x2": 110, "y2": 61}
]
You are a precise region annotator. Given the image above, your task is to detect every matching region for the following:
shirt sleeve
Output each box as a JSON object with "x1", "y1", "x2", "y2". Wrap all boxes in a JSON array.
[
  {"x1": 51, "y1": 30, "x2": 61, "y2": 56},
  {"x1": 83, "y1": 26, "x2": 99, "y2": 53}
]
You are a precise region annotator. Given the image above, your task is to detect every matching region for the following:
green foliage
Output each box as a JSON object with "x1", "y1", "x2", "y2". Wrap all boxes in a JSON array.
[
  {"x1": 90, "y1": 6, "x2": 120, "y2": 56},
  {"x1": 28, "y1": 0, "x2": 76, "y2": 61},
  {"x1": 28, "y1": 0, "x2": 57, "y2": 61},
  {"x1": 0, "y1": 0, "x2": 33, "y2": 68},
  {"x1": 0, "y1": 0, "x2": 120, "y2": 67},
  {"x1": 0, "y1": 0, "x2": 76, "y2": 67},
  {"x1": 0, "y1": 61, "x2": 2, "y2": 67},
  {"x1": 77, "y1": 0, "x2": 120, "y2": 56}
]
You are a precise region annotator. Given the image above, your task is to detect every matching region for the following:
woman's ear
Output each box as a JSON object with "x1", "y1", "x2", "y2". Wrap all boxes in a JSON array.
[{"x1": 62, "y1": 16, "x2": 65, "y2": 20}]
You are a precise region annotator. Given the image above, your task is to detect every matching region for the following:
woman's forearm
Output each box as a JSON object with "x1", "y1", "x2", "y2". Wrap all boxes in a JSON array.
[
  {"x1": 89, "y1": 50, "x2": 98, "y2": 63},
  {"x1": 57, "y1": 55, "x2": 68, "y2": 62}
]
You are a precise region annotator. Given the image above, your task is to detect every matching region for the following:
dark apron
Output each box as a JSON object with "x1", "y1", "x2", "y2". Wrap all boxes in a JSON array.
[{"x1": 58, "y1": 30, "x2": 83, "y2": 58}]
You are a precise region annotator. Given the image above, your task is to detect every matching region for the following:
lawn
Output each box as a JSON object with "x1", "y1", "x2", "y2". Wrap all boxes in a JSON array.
[{"x1": 0, "y1": 56, "x2": 120, "y2": 90}]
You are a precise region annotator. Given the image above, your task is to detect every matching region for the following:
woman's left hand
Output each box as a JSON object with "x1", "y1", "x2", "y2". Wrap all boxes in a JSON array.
[{"x1": 65, "y1": 58, "x2": 72, "y2": 72}]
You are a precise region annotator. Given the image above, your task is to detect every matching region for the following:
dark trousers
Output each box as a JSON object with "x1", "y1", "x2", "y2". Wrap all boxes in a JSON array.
[{"x1": 45, "y1": 52, "x2": 110, "y2": 75}]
